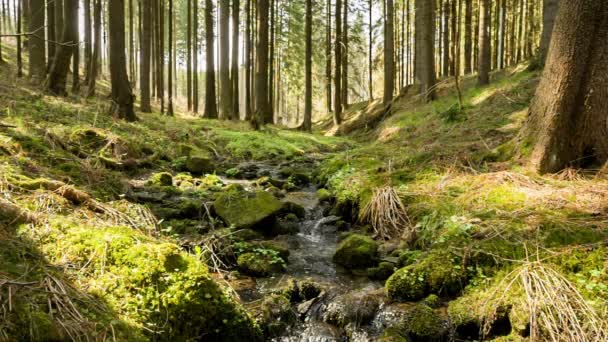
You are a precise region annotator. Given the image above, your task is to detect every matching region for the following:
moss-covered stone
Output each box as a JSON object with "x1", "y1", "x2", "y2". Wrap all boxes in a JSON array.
[
  {"x1": 333, "y1": 234, "x2": 379, "y2": 269},
  {"x1": 378, "y1": 327, "x2": 408, "y2": 342},
  {"x1": 316, "y1": 188, "x2": 332, "y2": 202},
  {"x1": 404, "y1": 304, "x2": 448, "y2": 339},
  {"x1": 186, "y1": 155, "x2": 213, "y2": 174},
  {"x1": 386, "y1": 251, "x2": 464, "y2": 302},
  {"x1": 254, "y1": 240, "x2": 290, "y2": 260},
  {"x1": 237, "y1": 250, "x2": 286, "y2": 277},
  {"x1": 323, "y1": 291, "x2": 380, "y2": 327},
  {"x1": 367, "y1": 261, "x2": 396, "y2": 280},
  {"x1": 146, "y1": 172, "x2": 173, "y2": 186},
  {"x1": 214, "y1": 190, "x2": 284, "y2": 230},
  {"x1": 255, "y1": 294, "x2": 297, "y2": 338}
]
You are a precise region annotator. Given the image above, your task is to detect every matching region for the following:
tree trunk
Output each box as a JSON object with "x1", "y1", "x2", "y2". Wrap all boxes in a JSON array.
[
  {"x1": 450, "y1": 0, "x2": 457, "y2": 76},
  {"x1": 155, "y1": 0, "x2": 164, "y2": 113},
  {"x1": 167, "y1": 0, "x2": 174, "y2": 116},
  {"x1": 129, "y1": 0, "x2": 135, "y2": 87},
  {"x1": 28, "y1": 0, "x2": 45, "y2": 82},
  {"x1": 46, "y1": 0, "x2": 76, "y2": 95},
  {"x1": 71, "y1": 0, "x2": 80, "y2": 92},
  {"x1": 193, "y1": 0, "x2": 199, "y2": 113},
  {"x1": 139, "y1": 0, "x2": 151, "y2": 111},
  {"x1": 538, "y1": 0, "x2": 558, "y2": 64},
  {"x1": 186, "y1": 0, "x2": 192, "y2": 111},
  {"x1": 415, "y1": 0, "x2": 436, "y2": 101},
  {"x1": 523, "y1": 0, "x2": 607, "y2": 173},
  {"x1": 516, "y1": 0, "x2": 523, "y2": 62},
  {"x1": 219, "y1": 0, "x2": 233, "y2": 119},
  {"x1": 341, "y1": 0, "x2": 348, "y2": 108},
  {"x1": 84, "y1": 0, "x2": 92, "y2": 82},
  {"x1": 47, "y1": 0, "x2": 55, "y2": 70},
  {"x1": 442, "y1": 0, "x2": 450, "y2": 77},
  {"x1": 478, "y1": 0, "x2": 490, "y2": 85},
  {"x1": 498, "y1": 0, "x2": 506, "y2": 69},
  {"x1": 204, "y1": 0, "x2": 218, "y2": 119},
  {"x1": 333, "y1": 0, "x2": 342, "y2": 124},
  {"x1": 16, "y1": 0, "x2": 22, "y2": 77},
  {"x1": 301, "y1": 0, "x2": 312, "y2": 132},
  {"x1": 464, "y1": 0, "x2": 472, "y2": 73},
  {"x1": 86, "y1": 0, "x2": 101, "y2": 96},
  {"x1": 267, "y1": 0, "x2": 275, "y2": 122},
  {"x1": 368, "y1": 0, "x2": 373, "y2": 101},
  {"x1": 384, "y1": 0, "x2": 394, "y2": 105},
  {"x1": 245, "y1": 0, "x2": 252, "y2": 120},
  {"x1": 108, "y1": 0, "x2": 137, "y2": 121},
  {"x1": 231, "y1": 0, "x2": 239, "y2": 119},
  {"x1": 253, "y1": 0, "x2": 270, "y2": 128},
  {"x1": 326, "y1": 0, "x2": 332, "y2": 113}
]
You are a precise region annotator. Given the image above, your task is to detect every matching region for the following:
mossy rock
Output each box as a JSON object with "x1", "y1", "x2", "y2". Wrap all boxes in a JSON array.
[
  {"x1": 186, "y1": 155, "x2": 214, "y2": 175},
  {"x1": 253, "y1": 240, "x2": 290, "y2": 260},
  {"x1": 146, "y1": 172, "x2": 173, "y2": 186},
  {"x1": 323, "y1": 291, "x2": 380, "y2": 327},
  {"x1": 255, "y1": 294, "x2": 297, "y2": 338},
  {"x1": 333, "y1": 234, "x2": 379, "y2": 269},
  {"x1": 237, "y1": 250, "x2": 286, "y2": 277},
  {"x1": 280, "y1": 278, "x2": 322, "y2": 303},
  {"x1": 386, "y1": 251, "x2": 464, "y2": 302},
  {"x1": 404, "y1": 304, "x2": 448, "y2": 340},
  {"x1": 214, "y1": 190, "x2": 285, "y2": 231},
  {"x1": 378, "y1": 327, "x2": 409, "y2": 342},
  {"x1": 367, "y1": 261, "x2": 396, "y2": 280},
  {"x1": 279, "y1": 167, "x2": 311, "y2": 185},
  {"x1": 317, "y1": 188, "x2": 332, "y2": 202},
  {"x1": 232, "y1": 229, "x2": 264, "y2": 241},
  {"x1": 282, "y1": 201, "x2": 306, "y2": 218}
]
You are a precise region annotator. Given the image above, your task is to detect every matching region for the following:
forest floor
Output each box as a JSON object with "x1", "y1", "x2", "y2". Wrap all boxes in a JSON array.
[{"x1": 1, "y1": 40, "x2": 607, "y2": 341}]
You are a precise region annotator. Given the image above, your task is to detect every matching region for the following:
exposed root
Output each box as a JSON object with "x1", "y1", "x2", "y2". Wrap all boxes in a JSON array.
[
  {"x1": 482, "y1": 261, "x2": 608, "y2": 341},
  {"x1": 359, "y1": 186, "x2": 413, "y2": 241}
]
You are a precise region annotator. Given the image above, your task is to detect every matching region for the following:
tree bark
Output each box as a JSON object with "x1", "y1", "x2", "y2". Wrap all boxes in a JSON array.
[
  {"x1": 84, "y1": 0, "x2": 92, "y2": 82},
  {"x1": 108, "y1": 0, "x2": 137, "y2": 121},
  {"x1": 464, "y1": 0, "x2": 472, "y2": 74},
  {"x1": 139, "y1": 0, "x2": 151, "y2": 111},
  {"x1": 368, "y1": 0, "x2": 373, "y2": 101},
  {"x1": 523, "y1": 0, "x2": 607, "y2": 173},
  {"x1": 16, "y1": 0, "x2": 22, "y2": 77},
  {"x1": 186, "y1": 0, "x2": 192, "y2": 110},
  {"x1": 333, "y1": 0, "x2": 342, "y2": 124},
  {"x1": 204, "y1": 0, "x2": 218, "y2": 119},
  {"x1": 86, "y1": 0, "x2": 101, "y2": 96},
  {"x1": 267, "y1": 0, "x2": 275, "y2": 122},
  {"x1": 231, "y1": 0, "x2": 239, "y2": 119},
  {"x1": 415, "y1": 0, "x2": 436, "y2": 101},
  {"x1": 301, "y1": 0, "x2": 312, "y2": 132},
  {"x1": 538, "y1": 0, "x2": 558, "y2": 64},
  {"x1": 384, "y1": 0, "x2": 394, "y2": 105},
  {"x1": 245, "y1": 0, "x2": 252, "y2": 120},
  {"x1": 167, "y1": 0, "x2": 174, "y2": 116},
  {"x1": 478, "y1": 0, "x2": 490, "y2": 85},
  {"x1": 341, "y1": 0, "x2": 348, "y2": 108},
  {"x1": 28, "y1": 0, "x2": 45, "y2": 82},
  {"x1": 47, "y1": 0, "x2": 55, "y2": 70},
  {"x1": 253, "y1": 0, "x2": 270, "y2": 128},
  {"x1": 193, "y1": 0, "x2": 199, "y2": 113},
  {"x1": 498, "y1": 0, "x2": 506, "y2": 69},
  {"x1": 219, "y1": 0, "x2": 233, "y2": 119},
  {"x1": 71, "y1": 0, "x2": 80, "y2": 92},
  {"x1": 442, "y1": 0, "x2": 450, "y2": 77},
  {"x1": 326, "y1": 0, "x2": 332, "y2": 113},
  {"x1": 46, "y1": 0, "x2": 76, "y2": 95}
]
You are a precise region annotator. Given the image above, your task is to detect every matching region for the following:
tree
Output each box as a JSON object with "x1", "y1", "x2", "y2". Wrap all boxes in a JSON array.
[
  {"x1": 301, "y1": 0, "x2": 312, "y2": 132},
  {"x1": 193, "y1": 0, "x2": 199, "y2": 113},
  {"x1": 334, "y1": 0, "x2": 342, "y2": 125},
  {"x1": 326, "y1": 0, "x2": 332, "y2": 113},
  {"x1": 47, "y1": 0, "x2": 55, "y2": 70},
  {"x1": 167, "y1": 0, "x2": 174, "y2": 116},
  {"x1": 16, "y1": 0, "x2": 22, "y2": 77},
  {"x1": 245, "y1": 0, "x2": 252, "y2": 120},
  {"x1": 522, "y1": 0, "x2": 607, "y2": 173},
  {"x1": 442, "y1": 0, "x2": 450, "y2": 77},
  {"x1": 204, "y1": 0, "x2": 218, "y2": 119},
  {"x1": 368, "y1": 0, "x2": 373, "y2": 101},
  {"x1": 539, "y1": 0, "x2": 559, "y2": 64},
  {"x1": 383, "y1": 0, "x2": 394, "y2": 105},
  {"x1": 478, "y1": 0, "x2": 490, "y2": 85},
  {"x1": 231, "y1": 0, "x2": 240, "y2": 120},
  {"x1": 72, "y1": 0, "x2": 80, "y2": 92},
  {"x1": 341, "y1": 0, "x2": 348, "y2": 107},
  {"x1": 219, "y1": 0, "x2": 233, "y2": 120},
  {"x1": 415, "y1": 0, "x2": 436, "y2": 102},
  {"x1": 108, "y1": 0, "x2": 137, "y2": 121},
  {"x1": 46, "y1": 0, "x2": 76, "y2": 95},
  {"x1": 498, "y1": 0, "x2": 506, "y2": 69},
  {"x1": 140, "y1": 0, "x2": 152, "y2": 112},
  {"x1": 187, "y1": 0, "x2": 192, "y2": 111},
  {"x1": 463, "y1": 0, "x2": 472, "y2": 74},
  {"x1": 253, "y1": 0, "x2": 270, "y2": 128},
  {"x1": 84, "y1": 0, "x2": 92, "y2": 82},
  {"x1": 28, "y1": 0, "x2": 45, "y2": 82},
  {"x1": 86, "y1": 0, "x2": 101, "y2": 96}
]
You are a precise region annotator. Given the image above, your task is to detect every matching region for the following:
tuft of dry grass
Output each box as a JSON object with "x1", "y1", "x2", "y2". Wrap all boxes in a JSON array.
[{"x1": 359, "y1": 186, "x2": 413, "y2": 241}]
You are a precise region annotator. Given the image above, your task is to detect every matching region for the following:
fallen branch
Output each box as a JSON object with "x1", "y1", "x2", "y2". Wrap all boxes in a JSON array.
[{"x1": 0, "y1": 198, "x2": 39, "y2": 224}]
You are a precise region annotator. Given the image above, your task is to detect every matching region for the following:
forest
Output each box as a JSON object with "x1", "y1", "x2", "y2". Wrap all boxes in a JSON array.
[{"x1": 0, "y1": 0, "x2": 607, "y2": 340}]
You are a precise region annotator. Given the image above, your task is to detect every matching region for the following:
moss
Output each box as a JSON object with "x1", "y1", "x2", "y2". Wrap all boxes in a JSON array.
[
  {"x1": 367, "y1": 261, "x2": 396, "y2": 280},
  {"x1": 333, "y1": 234, "x2": 379, "y2": 269},
  {"x1": 423, "y1": 294, "x2": 441, "y2": 308},
  {"x1": 317, "y1": 188, "x2": 332, "y2": 202},
  {"x1": 232, "y1": 229, "x2": 264, "y2": 241},
  {"x1": 146, "y1": 172, "x2": 173, "y2": 186},
  {"x1": 299, "y1": 279, "x2": 322, "y2": 300},
  {"x1": 378, "y1": 327, "x2": 408, "y2": 342},
  {"x1": 214, "y1": 190, "x2": 284, "y2": 231},
  {"x1": 255, "y1": 294, "x2": 297, "y2": 338},
  {"x1": 404, "y1": 304, "x2": 447, "y2": 339},
  {"x1": 237, "y1": 250, "x2": 286, "y2": 277},
  {"x1": 185, "y1": 154, "x2": 214, "y2": 175},
  {"x1": 254, "y1": 240, "x2": 290, "y2": 260},
  {"x1": 386, "y1": 251, "x2": 464, "y2": 301}
]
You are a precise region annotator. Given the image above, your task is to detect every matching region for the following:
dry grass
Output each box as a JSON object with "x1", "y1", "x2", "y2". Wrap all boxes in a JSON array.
[
  {"x1": 482, "y1": 260, "x2": 608, "y2": 341},
  {"x1": 359, "y1": 186, "x2": 413, "y2": 241}
]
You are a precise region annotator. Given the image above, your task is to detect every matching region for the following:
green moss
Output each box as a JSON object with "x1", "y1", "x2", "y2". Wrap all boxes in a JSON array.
[
  {"x1": 254, "y1": 240, "x2": 290, "y2": 260},
  {"x1": 378, "y1": 327, "x2": 408, "y2": 342},
  {"x1": 333, "y1": 234, "x2": 379, "y2": 269},
  {"x1": 405, "y1": 304, "x2": 447, "y2": 338},
  {"x1": 214, "y1": 190, "x2": 284, "y2": 230},
  {"x1": 316, "y1": 188, "x2": 332, "y2": 202},
  {"x1": 367, "y1": 261, "x2": 396, "y2": 280},
  {"x1": 146, "y1": 172, "x2": 173, "y2": 186},
  {"x1": 255, "y1": 294, "x2": 297, "y2": 338},
  {"x1": 237, "y1": 250, "x2": 286, "y2": 277}
]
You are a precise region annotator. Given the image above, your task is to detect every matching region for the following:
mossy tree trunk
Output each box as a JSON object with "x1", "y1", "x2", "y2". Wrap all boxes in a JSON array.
[{"x1": 523, "y1": 0, "x2": 608, "y2": 173}]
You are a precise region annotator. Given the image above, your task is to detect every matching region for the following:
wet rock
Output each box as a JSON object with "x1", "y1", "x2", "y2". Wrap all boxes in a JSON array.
[
  {"x1": 386, "y1": 250, "x2": 464, "y2": 302},
  {"x1": 255, "y1": 294, "x2": 297, "y2": 338},
  {"x1": 236, "y1": 251, "x2": 286, "y2": 277},
  {"x1": 282, "y1": 201, "x2": 306, "y2": 219},
  {"x1": 185, "y1": 155, "x2": 213, "y2": 175},
  {"x1": 367, "y1": 262, "x2": 396, "y2": 281},
  {"x1": 375, "y1": 303, "x2": 449, "y2": 342},
  {"x1": 279, "y1": 167, "x2": 311, "y2": 186},
  {"x1": 323, "y1": 290, "x2": 381, "y2": 328},
  {"x1": 232, "y1": 229, "x2": 264, "y2": 241},
  {"x1": 214, "y1": 190, "x2": 284, "y2": 231},
  {"x1": 333, "y1": 234, "x2": 379, "y2": 269},
  {"x1": 236, "y1": 163, "x2": 260, "y2": 180}
]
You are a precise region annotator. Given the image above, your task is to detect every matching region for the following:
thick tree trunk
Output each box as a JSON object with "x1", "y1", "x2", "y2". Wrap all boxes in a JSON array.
[
  {"x1": 478, "y1": 0, "x2": 490, "y2": 85},
  {"x1": 245, "y1": 0, "x2": 252, "y2": 120},
  {"x1": 167, "y1": 0, "x2": 174, "y2": 116},
  {"x1": 139, "y1": 0, "x2": 151, "y2": 112},
  {"x1": 84, "y1": 0, "x2": 92, "y2": 82},
  {"x1": 46, "y1": 0, "x2": 76, "y2": 95},
  {"x1": 47, "y1": 0, "x2": 55, "y2": 70},
  {"x1": 219, "y1": 0, "x2": 233, "y2": 119},
  {"x1": 333, "y1": 0, "x2": 342, "y2": 125},
  {"x1": 28, "y1": 0, "x2": 45, "y2": 82},
  {"x1": 301, "y1": 0, "x2": 312, "y2": 132},
  {"x1": 108, "y1": 0, "x2": 137, "y2": 121},
  {"x1": 523, "y1": 0, "x2": 608, "y2": 173},
  {"x1": 539, "y1": 0, "x2": 558, "y2": 64},
  {"x1": 383, "y1": 0, "x2": 394, "y2": 105},
  {"x1": 231, "y1": 0, "x2": 239, "y2": 119},
  {"x1": 253, "y1": 0, "x2": 270, "y2": 128},
  {"x1": 204, "y1": 0, "x2": 218, "y2": 119},
  {"x1": 86, "y1": 0, "x2": 101, "y2": 97},
  {"x1": 368, "y1": 0, "x2": 373, "y2": 100},
  {"x1": 415, "y1": 0, "x2": 436, "y2": 102},
  {"x1": 341, "y1": 0, "x2": 348, "y2": 108},
  {"x1": 326, "y1": 0, "x2": 332, "y2": 113},
  {"x1": 193, "y1": 0, "x2": 199, "y2": 113},
  {"x1": 463, "y1": 0, "x2": 472, "y2": 74},
  {"x1": 442, "y1": 0, "x2": 450, "y2": 77},
  {"x1": 498, "y1": 0, "x2": 506, "y2": 69},
  {"x1": 71, "y1": 0, "x2": 80, "y2": 92}
]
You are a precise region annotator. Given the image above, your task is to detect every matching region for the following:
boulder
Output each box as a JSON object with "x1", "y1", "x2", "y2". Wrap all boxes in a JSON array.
[
  {"x1": 214, "y1": 190, "x2": 284, "y2": 231},
  {"x1": 333, "y1": 234, "x2": 379, "y2": 269},
  {"x1": 237, "y1": 251, "x2": 285, "y2": 277},
  {"x1": 185, "y1": 155, "x2": 213, "y2": 175},
  {"x1": 146, "y1": 172, "x2": 173, "y2": 186}
]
